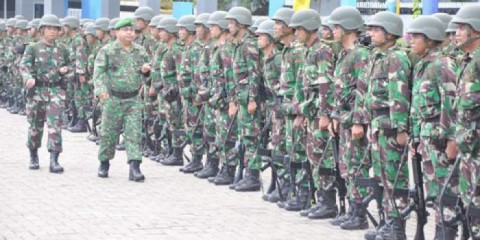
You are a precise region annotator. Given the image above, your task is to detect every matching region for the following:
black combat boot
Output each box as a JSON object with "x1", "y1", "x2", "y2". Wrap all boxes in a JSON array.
[
  {"x1": 365, "y1": 223, "x2": 389, "y2": 240},
  {"x1": 340, "y1": 202, "x2": 369, "y2": 230},
  {"x1": 160, "y1": 147, "x2": 184, "y2": 166},
  {"x1": 29, "y1": 148, "x2": 39, "y2": 170},
  {"x1": 300, "y1": 189, "x2": 325, "y2": 217},
  {"x1": 129, "y1": 160, "x2": 145, "y2": 182},
  {"x1": 49, "y1": 151, "x2": 64, "y2": 173},
  {"x1": 180, "y1": 154, "x2": 203, "y2": 173},
  {"x1": 228, "y1": 165, "x2": 244, "y2": 190},
  {"x1": 235, "y1": 168, "x2": 261, "y2": 192},
  {"x1": 308, "y1": 189, "x2": 338, "y2": 219},
  {"x1": 284, "y1": 187, "x2": 309, "y2": 211},
  {"x1": 97, "y1": 161, "x2": 110, "y2": 178},
  {"x1": 375, "y1": 218, "x2": 406, "y2": 240},
  {"x1": 9, "y1": 99, "x2": 19, "y2": 114},
  {"x1": 213, "y1": 165, "x2": 236, "y2": 185},
  {"x1": 195, "y1": 154, "x2": 219, "y2": 179},
  {"x1": 69, "y1": 118, "x2": 88, "y2": 133},
  {"x1": 17, "y1": 102, "x2": 26, "y2": 115},
  {"x1": 330, "y1": 200, "x2": 355, "y2": 226},
  {"x1": 263, "y1": 178, "x2": 289, "y2": 203},
  {"x1": 87, "y1": 134, "x2": 100, "y2": 143},
  {"x1": 432, "y1": 223, "x2": 457, "y2": 240}
]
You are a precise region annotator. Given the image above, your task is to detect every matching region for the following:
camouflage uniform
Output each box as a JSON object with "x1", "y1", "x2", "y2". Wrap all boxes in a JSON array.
[
  {"x1": 93, "y1": 40, "x2": 150, "y2": 163},
  {"x1": 67, "y1": 32, "x2": 88, "y2": 127}
]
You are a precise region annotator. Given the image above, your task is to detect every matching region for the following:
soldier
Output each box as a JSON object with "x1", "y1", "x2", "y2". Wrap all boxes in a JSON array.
[
  {"x1": 362, "y1": 12, "x2": 412, "y2": 240},
  {"x1": 194, "y1": 11, "x2": 229, "y2": 180},
  {"x1": 109, "y1": 18, "x2": 119, "y2": 41},
  {"x1": 328, "y1": 6, "x2": 370, "y2": 230},
  {"x1": 0, "y1": 21, "x2": 7, "y2": 108},
  {"x1": 407, "y1": 16, "x2": 460, "y2": 240},
  {"x1": 4, "y1": 18, "x2": 16, "y2": 112},
  {"x1": 249, "y1": 16, "x2": 268, "y2": 34},
  {"x1": 225, "y1": 7, "x2": 263, "y2": 192},
  {"x1": 134, "y1": 6, "x2": 156, "y2": 56},
  {"x1": 12, "y1": 19, "x2": 29, "y2": 116},
  {"x1": 20, "y1": 14, "x2": 71, "y2": 173},
  {"x1": 62, "y1": 16, "x2": 89, "y2": 133},
  {"x1": 452, "y1": 4, "x2": 480, "y2": 239},
  {"x1": 174, "y1": 15, "x2": 205, "y2": 173},
  {"x1": 321, "y1": 17, "x2": 334, "y2": 41},
  {"x1": 27, "y1": 19, "x2": 42, "y2": 42},
  {"x1": 148, "y1": 16, "x2": 163, "y2": 51},
  {"x1": 93, "y1": 17, "x2": 151, "y2": 181}
]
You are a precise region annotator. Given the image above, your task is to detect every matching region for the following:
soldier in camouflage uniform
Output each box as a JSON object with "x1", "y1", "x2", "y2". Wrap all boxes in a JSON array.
[
  {"x1": 0, "y1": 21, "x2": 7, "y2": 108},
  {"x1": 152, "y1": 17, "x2": 185, "y2": 167},
  {"x1": 174, "y1": 15, "x2": 205, "y2": 173},
  {"x1": 27, "y1": 19, "x2": 42, "y2": 42},
  {"x1": 134, "y1": 6, "x2": 156, "y2": 56},
  {"x1": 62, "y1": 16, "x2": 89, "y2": 133},
  {"x1": 181, "y1": 13, "x2": 212, "y2": 173},
  {"x1": 225, "y1": 7, "x2": 263, "y2": 192},
  {"x1": 20, "y1": 14, "x2": 72, "y2": 173},
  {"x1": 12, "y1": 19, "x2": 29, "y2": 116},
  {"x1": 321, "y1": 17, "x2": 334, "y2": 41},
  {"x1": 408, "y1": 15, "x2": 460, "y2": 240},
  {"x1": 452, "y1": 4, "x2": 480, "y2": 238},
  {"x1": 4, "y1": 18, "x2": 16, "y2": 111},
  {"x1": 362, "y1": 12, "x2": 412, "y2": 240},
  {"x1": 93, "y1": 17, "x2": 150, "y2": 182},
  {"x1": 109, "y1": 18, "x2": 119, "y2": 41},
  {"x1": 327, "y1": 7, "x2": 370, "y2": 230},
  {"x1": 194, "y1": 11, "x2": 230, "y2": 180}
]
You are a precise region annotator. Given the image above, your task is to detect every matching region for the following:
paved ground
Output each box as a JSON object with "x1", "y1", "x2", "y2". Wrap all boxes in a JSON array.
[{"x1": 0, "y1": 109, "x2": 440, "y2": 240}]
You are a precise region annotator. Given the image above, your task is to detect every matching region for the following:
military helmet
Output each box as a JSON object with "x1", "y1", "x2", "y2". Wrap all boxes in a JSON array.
[
  {"x1": 84, "y1": 23, "x2": 97, "y2": 37},
  {"x1": 446, "y1": 21, "x2": 458, "y2": 34},
  {"x1": 194, "y1": 13, "x2": 210, "y2": 26},
  {"x1": 109, "y1": 18, "x2": 120, "y2": 30},
  {"x1": 249, "y1": 16, "x2": 268, "y2": 32},
  {"x1": 6, "y1": 18, "x2": 16, "y2": 28},
  {"x1": 80, "y1": 19, "x2": 93, "y2": 27},
  {"x1": 177, "y1": 15, "x2": 196, "y2": 32},
  {"x1": 226, "y1": 7, "x2": 252, "y2": 26},
  {"x1": 15, "y1": 20, "x2": 29, "y2": 30},
  {"x1": 207, "y1": 11, "x2": 228, "y2": 30},
  {"x1": 39, "y1": 14, "x2": 62, "y2": 28},
  {"x1": 322, "y1": 17, "x2": 334, "y2": 31},
  {"x1": 157, "y1": 17, "x2": 178, "y2": 33},
  {"x1": 452, "y1": 4, "x2": 480, "y2": 32},
  {"x1": 30, "y1": 19, "x2": 41, "y2": 29},
  {"x1": 328, "y1": 6, "x2": 363, "y2": 31},
  {"x1": 289, "y1": 9, "x2": 321, "y2": 31},
  {"x1": 95, "y1": 18, "x2": 110, "y2": 31},
  {"x1": 0, "y1": 21, "x2": 6, "y2": 31},
  {"x1": 134, "y1": 6, "x2": 154, "y2": 21},
  {"x1": 63, "y1": 16, "x2": 80, "y2": 28},
  {"x1": 407, "y1": 15, "x2": 446, "y2": 41},
  {"x1": 432, "y1": 13, "x2": 452, "y2": 29},
  {"x1": 271, "y1": 7, "x2": 295, "y2": 25},
  {"x1": 149, "y1": 15, "x2": 163, "y2": 27},
  {"x1": 14, "y1": 15, "x2": 25, "y2": 20},
  {"x1": 367, "y1": 11, "x2": 403, "y2": 37},
  {"x1": 255, "y1": 19, "x2": 275, "y2": 39}
]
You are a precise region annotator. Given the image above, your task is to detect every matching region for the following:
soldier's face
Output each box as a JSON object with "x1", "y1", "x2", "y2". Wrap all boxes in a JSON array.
[
  {"x1": 117, "y1": 27, "x2": 136, "y2": 43},
  {"x1": 274, "y1": 20, "x2": 286, "y2": 40},
  {"x1": 196, "y1": 25, "x2": 204, "y2": 40},
  {"x1": 257, "y1": 33, "x2": 271, "y2": 49},
  {"x1": 43, "y1": 26, "x2": 60, "y2": 42},
  {"x1": 179, "y1": 27, "x2": 190, "y2": 41},
  {"x1": 322, "y1": 28, "x2": 332, "y2": 40},
  {"x1": 150, "y1": 27, "x2": 160, "y2": 39},
  {"x1": 159, "y1": 29, "x2": 169, "y2": 42},
  {"x1": 456, "y1": 24, "x2": 470, "y2": 47},
  {"x1": 96, "y1": 29, "x2": 104, "y2": 39},
  {"x1": 7, "y1": 26, "x2": 13, "y2": 34},
  {"x1": 228, "y1": 20, "x2": 239, "y2": 36},
  {"x1": 369, "y1": 26, "x2": 386, "y2": 46},
  {"x1": 86, "y1": 34, "x2": 96, "y2": 45},
  {"x1": 295, "y1": 27, "x2": 308, "y2": 43},
  {"x1": 333, "y1": 25, "x2": 344, "y2": 41},
  {"x1": 135, "y1": 18, "x2": 147, "y2": 30},
  {"x1": 410, "y1": 33, "x2": 427, "y2": 55},
  {"x1": 209, "y1": 25, "x2": 221, "y2": 38}
]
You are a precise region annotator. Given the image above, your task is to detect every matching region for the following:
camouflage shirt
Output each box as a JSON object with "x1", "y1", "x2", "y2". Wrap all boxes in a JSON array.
[
  {"x1": 66, "y1": 33, "x2": 88, "y2": 75},
  {"x1": 178, "y1": 39, "x2": 203, "y2": 100},
  {"x1": 455, "y1": 46, "x2": 480, "y2": 124},
  {"x1": 93, "y1": 40, "x2": 150, "y2": 96},
  {"x1": 278, "y1": 40, "x2": 305, "y2": 103},
  {"x1": 232, "y1": 33, "x2": 261, "y2": 105}
]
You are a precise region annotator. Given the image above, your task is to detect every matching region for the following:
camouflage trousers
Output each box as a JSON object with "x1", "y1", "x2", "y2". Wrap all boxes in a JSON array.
[
  {"x1": 372, "y1": 128, "x2": 409, "y2": 218},
  {"x1": 98, "y1": 96, "x2": 143, "y2": 162},
  {"x1": 419, "y1": 135, "x2": 459, "y2": 225},
  {"x1": 203, "y1": 104, "x2": 216, "y2": 154},
  {"x1": 306, "y1": 118, "x2": 335, "y2": 190},
  {"x1": 73, "y1": 82, "x2": 92, "y2": 119},
  {"x1": 338, "y1": 124, "x2": 370, "y2": 203},
  {"x1": 270, "y1": 107, "x2": 287, "y2": 179},
  {"x1": 26, "y1": 87, "x2": 65, "y2": 152},
  {"x1": 165, "y1": 98, "x2": 184, "y2": 148},
  {"x1": 238, "y1": 103, "x2": 261, "y2": 170},
  {"x1": 215, "y1": 106, "x2": 237, "y2": 165},
  {"x1": 181, "y1": 98, "x2": 204, "y2": 156},
  {"x1": 287, "y1": 116, "x2": 308, "y2": 188}
]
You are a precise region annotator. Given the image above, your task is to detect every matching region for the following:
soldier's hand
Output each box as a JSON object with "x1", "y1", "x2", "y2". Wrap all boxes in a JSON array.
[
  {"x1": 351, "y1": 124, "x2": 364, "y2": 139},
  {"x1": 98, "y1": 92, "x2": 109, "y2": 100},
  {"x1": 59, "y1": 66, "x2": 68, "y2": 74},
  {"x1": 396, "y1": 131, "x2": 408, "y2": 146},
  {"x1": 148, "y1": 86, "x2": 156, "y2": 97},
  {"x1": 25, "y1": 78, "x2": 35, "y2": 89},
  {"x1": 319, "y1": 115, "x2": 330, "y2": 130},
  {"x1": 141, "y1": 63, "x2": 151, "y2": 73},
  {"x1": 445, "y1": 140, "x2": 459, "y2": 161},
  {"x1": 229, "y1": 102, "x2": 237, "y2": 118},
  {"x1": 248, "y1": 101, "x2": 257, "y2": 115},
  {"x1": 79, "y1": 75, "x2": 86, "y2": 84}
]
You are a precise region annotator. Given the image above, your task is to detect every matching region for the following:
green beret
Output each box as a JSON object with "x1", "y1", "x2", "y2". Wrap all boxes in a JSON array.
[{"x1": 115, "y1": 17, "x2": 133, "y2": 30}]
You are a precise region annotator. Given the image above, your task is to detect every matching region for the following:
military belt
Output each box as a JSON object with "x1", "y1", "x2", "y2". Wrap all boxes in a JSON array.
[
  {"x1": 109, "y1": 90, "x2": 139, "y2": 99},
  {"x1": 371, "y1": 107, "x2": 390, "y2": 118},
  {"x1": 35, "y1": 81, "x2": 63, "y2": 88}
]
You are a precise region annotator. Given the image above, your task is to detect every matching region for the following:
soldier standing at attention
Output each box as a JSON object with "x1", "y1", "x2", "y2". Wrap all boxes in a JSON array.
[
  {"x1": 93, "y1": 18, "x2": 150, "y2": 182},
  {"x1": 20, "y1": 14, "x2": 71, "y2": 173}
]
